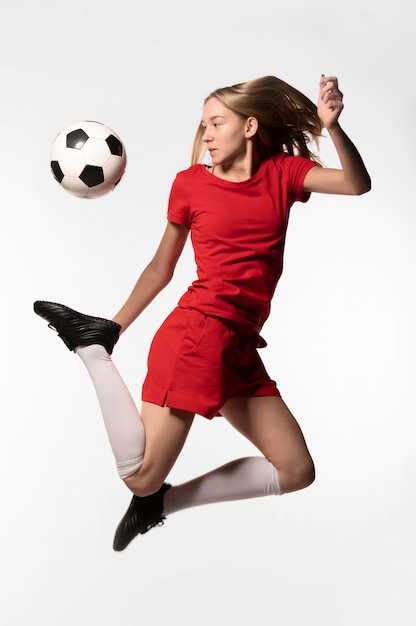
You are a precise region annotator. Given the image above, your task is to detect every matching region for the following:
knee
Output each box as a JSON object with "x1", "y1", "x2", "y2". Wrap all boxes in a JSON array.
[
  {"x1": 123, "y1": 468, "x2": 164, "y2": 498},
  {"x1": 280, "y1": 457, "x2": 316, "y2": 493},
  {"x1": 300, "y1": 458, "x2": 316, "y2": 489}
]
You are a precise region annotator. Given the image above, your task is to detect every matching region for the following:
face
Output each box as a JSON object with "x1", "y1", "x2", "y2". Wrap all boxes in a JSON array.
[{"x1": 201, "y1": 98, "x2": 254, "y2": 167}]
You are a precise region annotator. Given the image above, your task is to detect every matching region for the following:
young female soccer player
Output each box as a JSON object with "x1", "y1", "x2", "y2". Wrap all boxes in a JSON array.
[{"x1": 34, "y1": 74, "x2": 371, "y2": 551}]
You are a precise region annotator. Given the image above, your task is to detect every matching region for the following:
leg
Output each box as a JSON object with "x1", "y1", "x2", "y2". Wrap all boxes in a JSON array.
[
  {"x1": 114, "y1": 397, "x2": 311, "y2": 550},
  {"x1": 114, "y1": 405, "x2": 282, "y2": 550},
  {"x1": 69, "y1": 342, "x2": 196, "y2": 551},
  {"x1": 162, "y1": 456, "x2": 282, "y2": 516},
  {"x1": 34, "y1": 301, "x2": 193, "y2": 488},
  {"x1": 76, "y1": 345, "x2": 146, "y2": 478},
  {"x1": 113, "y1": 402, "x2": 194, "y2": 551},
  {"x1": 123, "y1": 401, "x2": 195, "y2": 497},
  {"x1": 163, "y1": 395, "x2": 313, "y2": 518},
  {"x1": 75, "y1": 347, "x2": 194, "y2": 490},
  {"x1": 33, "y1": 301, "x2": 144, "y2": 478},
  {"x1": 221, "y1": 395, "x2": 315, "y2": 493},
  {"x1": 34, "y1": 300, "x2": 198, "y2": 549}
]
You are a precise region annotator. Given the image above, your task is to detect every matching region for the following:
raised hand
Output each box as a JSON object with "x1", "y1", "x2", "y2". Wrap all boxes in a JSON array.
[{"x1": 317, "y1": 75, "x2": 344, "y2": 129}]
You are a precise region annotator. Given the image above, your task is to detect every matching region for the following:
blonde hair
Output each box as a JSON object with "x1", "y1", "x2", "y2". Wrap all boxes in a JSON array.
[{"x1": 191, "y1": 75, "x2": 323, "y2": 165}]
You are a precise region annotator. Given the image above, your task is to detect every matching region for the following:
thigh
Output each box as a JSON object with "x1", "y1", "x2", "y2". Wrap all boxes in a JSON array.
[
  {"x1": 124, "y1": 401, "x2": 194, "y2": 497},
  {"x1": 221, "y1": 395, "x2": 315, "y2": 492}
]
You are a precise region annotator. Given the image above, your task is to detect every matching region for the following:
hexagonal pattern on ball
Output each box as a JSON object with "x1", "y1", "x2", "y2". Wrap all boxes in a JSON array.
[{"x1": 50, "y1": 120, "x2": 127, "y2": 199}]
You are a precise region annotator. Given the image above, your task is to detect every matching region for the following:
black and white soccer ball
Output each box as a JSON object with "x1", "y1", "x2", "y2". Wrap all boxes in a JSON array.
[{"x1": 50, "y1": 120, "x2": 127, "y2": 198}]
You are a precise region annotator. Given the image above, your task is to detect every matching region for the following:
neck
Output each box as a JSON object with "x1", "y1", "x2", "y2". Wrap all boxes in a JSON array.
[{"x1": 213, "y1": 144, "x2": 260, "y2": 182}]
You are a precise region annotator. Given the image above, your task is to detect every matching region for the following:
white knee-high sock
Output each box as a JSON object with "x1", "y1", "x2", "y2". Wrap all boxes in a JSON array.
[
  {"x1": 76, "y1": 345, "x2": 145, "y2": 479},
  {"x1": 163, "y1": 456, "x2": 283, "y2": 515}
]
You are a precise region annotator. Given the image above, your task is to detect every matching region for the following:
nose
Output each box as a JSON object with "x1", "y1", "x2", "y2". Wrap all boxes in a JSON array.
[{"x1": 202, "y1": 127, "x2": 212, "y2": 143}]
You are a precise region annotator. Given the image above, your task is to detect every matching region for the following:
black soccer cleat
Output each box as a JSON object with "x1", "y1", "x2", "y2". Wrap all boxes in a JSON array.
[
  {"x1": 33, "y1": 300, "x2": 121, "y2": 354},
  {"x1": 113, "y1": 483, "x2": 172, "y2": 552}
]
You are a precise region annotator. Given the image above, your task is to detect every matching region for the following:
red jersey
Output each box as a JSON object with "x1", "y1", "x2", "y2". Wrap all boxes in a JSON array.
[{"x1": 167, "y1": 153, "x2": 317, "y2": 333}]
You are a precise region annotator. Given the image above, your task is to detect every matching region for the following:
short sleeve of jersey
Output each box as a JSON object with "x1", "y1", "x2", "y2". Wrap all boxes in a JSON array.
[
  {"x1": 278, "y1": 153, "x2": 319, "y2": 205},
  {"x1": 167, "y1": 171, "x2": 191, "y2": 229}
]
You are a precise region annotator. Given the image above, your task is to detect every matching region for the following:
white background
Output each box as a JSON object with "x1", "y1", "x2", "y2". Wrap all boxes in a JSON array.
[{"x1": 1, "y1": 1, "x2": 415, "y2": 624}]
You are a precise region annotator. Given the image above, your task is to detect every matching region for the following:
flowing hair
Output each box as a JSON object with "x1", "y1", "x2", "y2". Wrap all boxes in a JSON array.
[{"x1": 191, "y1": 75, "x2": 323, "y2": 165}]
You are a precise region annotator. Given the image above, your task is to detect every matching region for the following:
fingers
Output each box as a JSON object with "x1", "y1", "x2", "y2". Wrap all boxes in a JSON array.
[{"x1": 319, "y1": 74, "x2": 343, "y2": 108}]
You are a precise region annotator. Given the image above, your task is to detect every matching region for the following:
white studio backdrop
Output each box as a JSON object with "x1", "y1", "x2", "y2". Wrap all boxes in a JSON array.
[{"x1": 1, "y1": 1, "x2": 415, "y2": 625}]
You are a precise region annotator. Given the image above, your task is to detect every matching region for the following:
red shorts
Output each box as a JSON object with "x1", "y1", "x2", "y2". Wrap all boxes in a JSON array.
[{"x1": 142, "y1": 307, "x2": 280, "y2": 419}]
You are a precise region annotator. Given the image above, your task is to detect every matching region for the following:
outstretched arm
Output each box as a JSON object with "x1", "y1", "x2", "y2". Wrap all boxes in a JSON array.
[
  {"x1": 112, "y1": 221, "x2": 189, "y2": 331},
  {"x1": 303, "y1": 75, "x2": 371, "y2": 196}
]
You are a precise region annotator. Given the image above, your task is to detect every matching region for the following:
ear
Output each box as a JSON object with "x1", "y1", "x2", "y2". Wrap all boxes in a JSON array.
[{"x1": 245, "y1": 116, "x2": 258, "y2": 138}]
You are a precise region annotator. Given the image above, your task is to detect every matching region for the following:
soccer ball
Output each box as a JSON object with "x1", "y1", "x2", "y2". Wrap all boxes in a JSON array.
[{"x1": 50, "y1": 120, "x2": 127, "y2": 198}]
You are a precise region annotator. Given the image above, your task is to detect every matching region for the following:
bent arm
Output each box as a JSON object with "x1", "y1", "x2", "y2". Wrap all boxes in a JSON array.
[
  {"x1": 303, "y1": 125, "x2": 371, "y2": 195},
  {"x1": 112, "y1": 221, "x2": 189, "y2": 331},
  {"x1": 303, "y1": 75, "x2": 371, "y2": 196}
]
